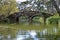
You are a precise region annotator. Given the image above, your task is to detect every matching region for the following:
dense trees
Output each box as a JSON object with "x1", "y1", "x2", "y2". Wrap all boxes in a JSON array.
[
  {"x1": 0, "y1": 0, "x2": 60, "y2": 24},
  {"x1": 0, "y1": 0, "x2": 60, "y2": 16},
  {"x1": 0, "y1": 0, "x2": 19, "y2": 15}
]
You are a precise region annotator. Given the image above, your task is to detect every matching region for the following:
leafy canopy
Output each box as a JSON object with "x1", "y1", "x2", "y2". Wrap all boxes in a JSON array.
[{"x1": 0, "y1": 0, "x2": 19, "y2": 15}]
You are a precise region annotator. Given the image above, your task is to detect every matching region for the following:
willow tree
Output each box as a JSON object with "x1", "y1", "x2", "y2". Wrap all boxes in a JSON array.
[{"x1": 0, "y1": 0, "x2": 19, "y2": 15}]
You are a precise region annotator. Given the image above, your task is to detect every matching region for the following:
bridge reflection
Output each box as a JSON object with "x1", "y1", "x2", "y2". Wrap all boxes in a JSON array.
[{"x1": 0, "y1": 28, "x2": 59, "y2": 40}]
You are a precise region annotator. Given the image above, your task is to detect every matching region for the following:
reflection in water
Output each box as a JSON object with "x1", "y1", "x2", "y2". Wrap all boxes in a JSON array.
[
  {"x1": 42, "y1": 29, "x2": 48, "y2": 35},
  {"x1": 32, "y1": 21, "x2": 41, "y2": 26},
  {"x1": 20, "y1": 21, "x2": 41, "y2": 26},
  {"x1": 28, "y1": 30, "x2": 37, "y2": 38},
  {"x1": 0, "y1": 25, "x2": 59, "y2": 40},
  {"x1": 0, "y1": 35, "x2": 11, "y2": 40},
  {"x1": 16, "y1": 28, "x2": 58, "y2": 40},
  {"x1": 53, "y1": 27, "x2": 58, "y2": 34}
]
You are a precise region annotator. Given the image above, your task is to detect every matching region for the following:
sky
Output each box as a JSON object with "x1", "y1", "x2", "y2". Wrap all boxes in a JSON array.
[{"x1": 16, "y1": 0, "x2": 27, "y2": 2}]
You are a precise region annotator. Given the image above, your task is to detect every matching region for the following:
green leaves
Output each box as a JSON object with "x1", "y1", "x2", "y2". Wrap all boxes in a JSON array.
[{"x1": 0, "y1": 0, "x2": 19, "y2": 15}]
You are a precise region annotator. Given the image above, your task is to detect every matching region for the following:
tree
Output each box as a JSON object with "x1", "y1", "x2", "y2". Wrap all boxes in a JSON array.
[
  {"x1": 51, "y1": 0, "x2": 60, "y2": 16},
  {"x1": 0, "y1": 0, "x2": 19, "y2": 15}
]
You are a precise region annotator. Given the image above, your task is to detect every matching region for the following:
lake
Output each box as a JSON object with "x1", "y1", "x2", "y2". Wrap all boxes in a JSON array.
[{"x1": 0, "y1": 22, "x2": 60, "y2": 40}]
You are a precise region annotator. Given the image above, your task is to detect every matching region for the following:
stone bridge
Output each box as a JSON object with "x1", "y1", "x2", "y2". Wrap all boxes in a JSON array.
[{"x1": 7, "y1": 10, "x2": 54, "y2": 24}]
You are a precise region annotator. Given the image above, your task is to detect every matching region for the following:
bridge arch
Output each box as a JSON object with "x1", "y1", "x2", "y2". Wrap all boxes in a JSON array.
[
  {"x1": 19, "y1": 15, "x2": 28, "y2": 23},
  {"x1": 31, "y1": 15, "x2": 41, "y2": 21}
]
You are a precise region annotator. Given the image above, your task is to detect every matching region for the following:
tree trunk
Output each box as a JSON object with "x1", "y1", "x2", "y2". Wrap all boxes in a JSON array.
[
  {"x1": 59, "y1": 14, "x2": 60, "y2": 16},
  {"x1": 28, "y1": 16, "x2": 33, "y2": 24},
  {"x1": 51, "y1": 0, "x2": 60, "y2": 16},
  {"x1": 44, "y1": 17, "x2": 47, "y2": 24}
]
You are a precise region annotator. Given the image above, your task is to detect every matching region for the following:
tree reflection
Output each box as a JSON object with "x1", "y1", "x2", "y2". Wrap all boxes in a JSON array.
[
  {"x1": 0, "y1": 27, "x2": 18, "y2": 40},
  {"x1": 0, "y1": 26, "x2": 59, "y2": 40}
]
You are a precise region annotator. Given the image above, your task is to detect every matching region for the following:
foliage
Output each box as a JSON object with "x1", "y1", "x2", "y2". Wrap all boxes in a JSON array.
[
  {"x1": 0, "y1": 0, "x2": 19, "y2": 15},
  {"x1": 48, "y1": 13, "x2": 60, "y2": 24}
]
